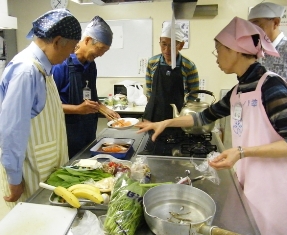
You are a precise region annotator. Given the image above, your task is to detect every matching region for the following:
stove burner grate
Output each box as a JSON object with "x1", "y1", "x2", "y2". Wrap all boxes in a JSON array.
[
  {"x1": 181, "y1": 142, "x2": 217, "y2": 157},
  {"x1": 138, "y1": 132, "x2": 217, "y2": 157}
]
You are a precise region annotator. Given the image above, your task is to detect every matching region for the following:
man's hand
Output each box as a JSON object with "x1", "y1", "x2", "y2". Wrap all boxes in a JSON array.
[
  {"x1": 103, "y1": 107, "x2": 120, "y2": 120},
  {"x1": 77, "y1": 100, "x2": 99, "y2": 114},
  {"x1": 4, "y1": 182, "x2": 24, "y2": 202}
]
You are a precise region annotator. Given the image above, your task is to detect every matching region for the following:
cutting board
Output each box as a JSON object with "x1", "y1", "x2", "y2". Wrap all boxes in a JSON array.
[{"x1": 0, "y1": 202, "x2": 77, "y2": 235}]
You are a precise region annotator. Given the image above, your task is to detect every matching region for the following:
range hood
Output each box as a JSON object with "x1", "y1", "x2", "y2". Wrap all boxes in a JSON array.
[
  {"x1": 0, "y1": 0, "x2": 17, "y2": 29},
  {"x1": 71, "y1": 0, "x2": 217, "y2": 18}
]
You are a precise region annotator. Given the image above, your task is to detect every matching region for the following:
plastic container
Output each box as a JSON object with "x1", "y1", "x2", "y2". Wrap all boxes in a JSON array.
[
  {"x1": 107, "y1": 94, "x2": 113, "y2": 106},
  {"x1": 90, "y1": 137, "x2": 135, "y2": 159}
]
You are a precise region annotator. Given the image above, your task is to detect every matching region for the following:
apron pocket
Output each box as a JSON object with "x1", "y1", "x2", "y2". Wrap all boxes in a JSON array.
[{"x1": 34, "y1": 140, "x2": 58, "y2": 182}]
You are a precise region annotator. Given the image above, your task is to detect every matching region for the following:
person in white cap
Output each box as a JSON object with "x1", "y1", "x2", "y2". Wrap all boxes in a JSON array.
[
  {"x1": 52, "y1": 16, "x2": 120, "y2": 158},
  {"x1": 248, "y1": 2, "x2": 287, "y2": 80},
  {"x1": 143, "y1": 22, "x2": 199, "y2": 132},
  {"x1": 136, "y1": 16, "x2": 287, "y2": 235},
  {"x1": 0, "y1": 9, "x2": 81, "y2": 208}
]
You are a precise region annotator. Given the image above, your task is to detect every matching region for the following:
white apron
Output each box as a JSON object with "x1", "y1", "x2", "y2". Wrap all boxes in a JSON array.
[
  {"x1": 0, "y1": 61, "x2": 68, "y2": 209},
  {"x1": 231, "y1": 72, "x2": 287, "y2": 235}
]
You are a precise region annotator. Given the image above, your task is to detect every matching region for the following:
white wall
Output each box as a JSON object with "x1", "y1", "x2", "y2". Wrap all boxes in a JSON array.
[{"x1": 8, "y1": 0, "x2": 287, "y2": 102}]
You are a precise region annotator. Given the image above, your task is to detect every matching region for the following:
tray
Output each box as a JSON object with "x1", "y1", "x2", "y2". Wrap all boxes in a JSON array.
[
  {"x1": 49, "y1": 192, "x2": 108, "y2": 210},
  {"x1": 90, "y1": 137, "x2": 135, "y2": 159}
]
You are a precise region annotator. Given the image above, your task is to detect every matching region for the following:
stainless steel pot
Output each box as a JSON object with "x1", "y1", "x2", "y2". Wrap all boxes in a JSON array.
[
  {"x1": 170, "y1": 90, "x2": 216, "y2": 135},
  {"x1": 143, "y1": 184, "x2": 240, "y2": 235}
]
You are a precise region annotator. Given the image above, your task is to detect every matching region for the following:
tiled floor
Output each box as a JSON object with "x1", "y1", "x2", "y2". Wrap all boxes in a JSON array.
[{"x1": 0, "y1": 190, "x2": 11, "y2": 221}]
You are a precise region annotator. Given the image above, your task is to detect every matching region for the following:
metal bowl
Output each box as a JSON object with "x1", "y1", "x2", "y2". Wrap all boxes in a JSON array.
[{"x1": 143, "y1": 184, "x2": 216, "y2": 235}]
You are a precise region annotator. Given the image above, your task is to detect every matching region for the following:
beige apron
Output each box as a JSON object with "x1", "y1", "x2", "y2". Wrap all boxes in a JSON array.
[{"x1": 0, "y1": 61, "x2": 68, "y2": 209}]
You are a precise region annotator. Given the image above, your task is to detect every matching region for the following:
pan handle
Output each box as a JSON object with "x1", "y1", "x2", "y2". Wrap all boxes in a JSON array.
[
  {"x1": 198, "y1": 225, "x2": 242, "y2": 235},
  {"x1": 211, "y1": 227, "x2": 242, "y2": 235}
]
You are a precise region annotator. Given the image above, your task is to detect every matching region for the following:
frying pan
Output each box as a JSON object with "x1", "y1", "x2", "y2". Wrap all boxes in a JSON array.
[{"x1": 143, "y1": 184, "x2": 241, "y2": 235}]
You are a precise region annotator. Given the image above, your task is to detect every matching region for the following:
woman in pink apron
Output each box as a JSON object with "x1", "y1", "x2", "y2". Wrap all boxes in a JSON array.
[{"x1": 136, "y1": 17, "x2": 287, "y2": 234}]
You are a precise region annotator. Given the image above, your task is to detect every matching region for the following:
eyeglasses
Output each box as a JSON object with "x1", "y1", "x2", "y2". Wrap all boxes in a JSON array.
[
  {"x1": 212, "y1": 45, "x2": 222, "y2": 57},
  {"x1": 212, "y1": 49, "x2": 218, "y2": 57},
  {"x1": 159, "y1": 42, "x2": 181, "y2": 49}
]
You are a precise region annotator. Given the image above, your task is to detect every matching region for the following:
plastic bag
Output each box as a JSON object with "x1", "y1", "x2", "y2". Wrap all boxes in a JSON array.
[
  {"x1": 104, "y1": 173, "x2": 148, "y2": 235},
  {"x1": 126, "y1": 84, "x2": 147, "y2": 106},
  {"x1": 133, "y1": 85, "x2": 147, "y2": 106},
  {"x1": 71, "y1": 210, "x2": 105, "y2": 235},
  {"x1": 130, "y1": 156, "x2": 151, "y2": 183},
  {"x1": 190, "y1": 151, "x2": 221, "y2": 185}
]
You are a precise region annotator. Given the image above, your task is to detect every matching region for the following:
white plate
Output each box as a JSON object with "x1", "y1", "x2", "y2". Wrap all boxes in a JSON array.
[{"x1": 107, "y1": 118, "x2": 139, "y2": 130}]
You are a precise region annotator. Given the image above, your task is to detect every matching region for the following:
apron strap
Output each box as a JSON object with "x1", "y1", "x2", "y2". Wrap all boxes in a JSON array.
[{"x1": 31, "y1": 59, "x2": 47, "y2": 81}]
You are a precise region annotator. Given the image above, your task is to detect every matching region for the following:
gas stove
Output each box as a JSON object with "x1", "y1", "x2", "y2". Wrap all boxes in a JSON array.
[{"x1": 137, "y1": 130, "x2": 218, "y2": 158}]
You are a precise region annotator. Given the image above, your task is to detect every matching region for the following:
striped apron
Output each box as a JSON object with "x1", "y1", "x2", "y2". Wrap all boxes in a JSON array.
[{"x1": 0, "y1": 61, "x2": 69, "y2": 209}]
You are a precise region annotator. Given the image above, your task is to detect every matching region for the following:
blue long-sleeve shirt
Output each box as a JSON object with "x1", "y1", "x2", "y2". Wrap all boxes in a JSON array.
[
  {"x1": 0, "y1": 42, "x2": 51, "y2": 185},
  {"x1": 52, "y1": 54, "x2": 93, "y2": 104}
]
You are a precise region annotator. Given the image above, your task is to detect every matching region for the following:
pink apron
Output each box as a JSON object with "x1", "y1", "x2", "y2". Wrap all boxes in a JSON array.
[{"x1": 231, "y1": 72, "x2": 287, "y2": 235}]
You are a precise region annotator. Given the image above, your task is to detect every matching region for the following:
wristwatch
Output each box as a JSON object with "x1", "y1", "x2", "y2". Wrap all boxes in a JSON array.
[{"x1": 238, "y1": 146, "x2": 244, "y2": 159}]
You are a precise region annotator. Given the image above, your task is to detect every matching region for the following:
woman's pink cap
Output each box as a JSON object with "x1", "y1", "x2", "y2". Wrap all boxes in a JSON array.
[{"x1": 215, "y1": 17, "x2": 279, "y2": 58}]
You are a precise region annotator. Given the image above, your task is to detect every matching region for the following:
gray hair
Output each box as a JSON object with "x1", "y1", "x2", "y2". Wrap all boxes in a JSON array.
[{"x1": 81, "y1": 32, "x2": 98, "y2": 45}]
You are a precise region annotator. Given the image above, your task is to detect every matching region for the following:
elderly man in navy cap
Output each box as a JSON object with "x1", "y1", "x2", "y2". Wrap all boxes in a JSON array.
[
  {"x1": 52, "y1": 16, "x2": 120, "y2": 158},
  {"x1": 0, "y1": 9, "x2": 81, "y2": 208},
  {"x1": 248, "y1": 2, "x2": 287, "y2": 80}
]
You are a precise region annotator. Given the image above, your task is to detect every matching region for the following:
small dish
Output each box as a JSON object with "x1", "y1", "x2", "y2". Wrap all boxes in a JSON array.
[
  {"x1": 90, "y1": 137, "x2": 135, "y2": 159},
  {"x1": 107, "y1": 118, "x2": 139, "y2": 130}
]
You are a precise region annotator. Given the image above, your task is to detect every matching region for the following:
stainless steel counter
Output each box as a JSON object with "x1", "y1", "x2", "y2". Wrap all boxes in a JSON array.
[{"x1": 27, "y1": 128, "x2": 260, "y2": 235}]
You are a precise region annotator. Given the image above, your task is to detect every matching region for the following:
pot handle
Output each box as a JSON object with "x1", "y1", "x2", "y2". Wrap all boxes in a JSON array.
[
  {"x1": 211, "y1": 227, "x2": 242, "y2": 235},
  {"x1": 198, "y1": 225, "x2": 242, "y2": 235},
  {"x1": 184, "y1": 90, "x2": 216, "y2": 104}
]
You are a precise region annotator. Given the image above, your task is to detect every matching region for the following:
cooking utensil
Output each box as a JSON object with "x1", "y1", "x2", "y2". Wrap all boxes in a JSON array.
[
  {"x1": 143, "y1": 184, "x2": 241, "y2": 235},
  {"x1": 0, "y1": 202, "x2": 77, "y2": 235},
  {"x1": 99, "y1": 107, "x2": 125, "y2": 126},
  {"x1": 170, "y1": 90, "x2": 216, "y2": 135}
]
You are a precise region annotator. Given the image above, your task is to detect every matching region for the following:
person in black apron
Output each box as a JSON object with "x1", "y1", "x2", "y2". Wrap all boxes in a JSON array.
[
  {"x1": 143, "y1": 22, "x2": 199, "y2": 136},
  {"x1": 64, "y1": 58, "x2": 99, "y2": 158},
  {"x1": 143, "y1": 56, "x2": 184, "y2": 123},
  {"x1": 53, "y1": 16, "x2": 120, "y2": 158}
]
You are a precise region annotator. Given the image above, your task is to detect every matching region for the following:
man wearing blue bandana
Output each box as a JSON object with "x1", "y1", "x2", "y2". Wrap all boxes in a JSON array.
[
  {"x1": 52, "y1": 16, "x2": 120, "y2": 158},
  {"x1": 0, "y1": 9, "x2": 81, "y2": 208}
]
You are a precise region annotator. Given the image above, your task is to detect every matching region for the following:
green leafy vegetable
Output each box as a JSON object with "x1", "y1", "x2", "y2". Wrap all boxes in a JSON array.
[
  {"x1": 46, "y1": 168, "x2": 112, "y2": 188},
  {"x1": 104, "y1": 174, "x2": 148, "y2": 235}
]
